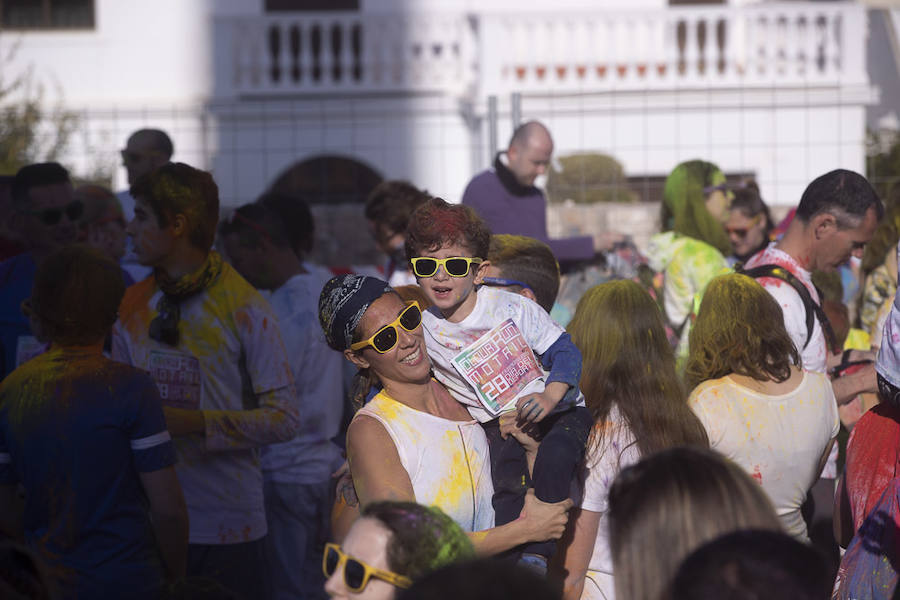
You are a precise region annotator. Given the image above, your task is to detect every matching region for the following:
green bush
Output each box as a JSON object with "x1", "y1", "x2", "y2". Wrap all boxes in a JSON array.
[{"x1": 546, "y1": 153, "x2": 637, "y2": 204}]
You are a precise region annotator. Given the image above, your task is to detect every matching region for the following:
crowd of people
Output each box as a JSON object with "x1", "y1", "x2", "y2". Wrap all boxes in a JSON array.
[{"x1": 0, "y1": 120, "x2": 898, "y2": 600}]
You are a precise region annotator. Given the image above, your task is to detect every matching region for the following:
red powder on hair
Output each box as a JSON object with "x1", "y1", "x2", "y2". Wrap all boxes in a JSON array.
[{"x1": 406, "y1": 198, "x2": 491, "y2": 258}]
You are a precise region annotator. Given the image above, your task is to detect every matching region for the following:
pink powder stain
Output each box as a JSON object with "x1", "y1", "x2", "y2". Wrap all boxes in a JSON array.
[{"x1": 751, "y1": 465, "x2": 763, "y2": 484}]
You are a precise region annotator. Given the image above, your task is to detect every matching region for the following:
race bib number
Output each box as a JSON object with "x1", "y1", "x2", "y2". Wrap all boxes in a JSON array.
[
  {"x1": 149, "y1": 350, "x2": 202, "y2": 409},
  {"x1": 451, "y1": 319, "x2": 543, "y2": 416}
]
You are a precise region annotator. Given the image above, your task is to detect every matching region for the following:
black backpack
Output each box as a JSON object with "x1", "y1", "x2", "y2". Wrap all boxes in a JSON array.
[{"x1": 735, "y1": 263, "x2": 837, "y2": 353}]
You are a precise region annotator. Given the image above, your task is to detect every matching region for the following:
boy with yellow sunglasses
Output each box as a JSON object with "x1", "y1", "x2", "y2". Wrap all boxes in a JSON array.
[{"x1": 405, "y1": 197, "x2": 591, "y2": 572}]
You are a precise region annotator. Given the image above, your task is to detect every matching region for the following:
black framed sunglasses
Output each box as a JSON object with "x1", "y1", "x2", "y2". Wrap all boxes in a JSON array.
[
  {"x1": 323, "y1": 543, "x2": 411, "y2": 592},
  {"x1": 149, "y1": 296, "x2": 180, "y2": 346},
  {"x1": 410, "y1": 256, "x2": 483, "y2": 278},
  {"x1": 27, "y1": 200, "x2": 84, "y2": 226},
  {"x1": 350, "y1": 301, "x2": 422, "y2": 354}
]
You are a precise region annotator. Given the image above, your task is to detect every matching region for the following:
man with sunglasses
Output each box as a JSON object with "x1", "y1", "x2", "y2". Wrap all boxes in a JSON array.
[
  {"x1": 111, "y1": 163, "x2": 299, "y2": 598},
  {"x1": 0, "y1": 162, "x2": 80, "y2": 379}
]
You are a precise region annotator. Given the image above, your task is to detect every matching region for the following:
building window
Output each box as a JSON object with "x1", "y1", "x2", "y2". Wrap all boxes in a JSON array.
[
  {"x1": 0, "y1": 0, "x2": 95, "y2": 30},
  {"x1": 265, "y1": 0, "x2": 358, "y2": 11}
]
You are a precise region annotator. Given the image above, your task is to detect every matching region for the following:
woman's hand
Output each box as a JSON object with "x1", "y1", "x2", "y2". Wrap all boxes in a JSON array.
[{"x1": 517, "y1": 489, "x2": 573, "y2": 542}]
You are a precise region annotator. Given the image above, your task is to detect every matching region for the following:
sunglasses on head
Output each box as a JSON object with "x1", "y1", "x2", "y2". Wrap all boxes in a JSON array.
[
  {"x1": 350, "y1": 301, "x2": 421, "y2": 354},
  {"x1": 410, "y1": 256, "x2": 482, "y2": 278},
  {"x1": 480, "y1": 276, "x2": 534, "y2": 293},
  {"x1": 323, "y1": 543, "x2": 411, "y2": 592},
  {"x1": 27, "y1": 200, "x2": 84, "y2": 226}
]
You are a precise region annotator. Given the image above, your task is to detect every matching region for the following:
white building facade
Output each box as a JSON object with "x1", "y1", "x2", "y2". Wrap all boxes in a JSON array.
[{"x1": 0, "y1": 0, "x2": 894, "y2": 262}]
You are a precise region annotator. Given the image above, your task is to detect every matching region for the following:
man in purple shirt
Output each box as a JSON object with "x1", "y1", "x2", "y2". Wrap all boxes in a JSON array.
[{"x1": 462, "y1": 121, "x2": 595, "y2": 265}]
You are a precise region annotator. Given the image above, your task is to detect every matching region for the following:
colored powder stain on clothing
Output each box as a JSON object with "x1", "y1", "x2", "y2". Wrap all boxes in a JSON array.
[
  {"x1": 430, "y1": 429, "x2": 472, "y2": 510},
  {"x1": 751, "y1": 465, "x2": 763, "y2": 484}
]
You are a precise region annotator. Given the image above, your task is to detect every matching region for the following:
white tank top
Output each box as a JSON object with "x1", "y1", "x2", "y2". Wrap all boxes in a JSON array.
[{"x1": 355, "y1": 390, "x2": 496, "y2": 532}]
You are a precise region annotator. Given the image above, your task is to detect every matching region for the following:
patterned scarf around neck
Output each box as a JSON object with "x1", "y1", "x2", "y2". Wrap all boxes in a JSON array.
[{"x1": 149, "y1": 251, "x2": 223, "y2": 346}]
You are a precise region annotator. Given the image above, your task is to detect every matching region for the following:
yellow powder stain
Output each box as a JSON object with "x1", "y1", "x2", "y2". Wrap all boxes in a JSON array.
[{"x1": 429, "y1": 429, "x2": 471, "y2": 512}]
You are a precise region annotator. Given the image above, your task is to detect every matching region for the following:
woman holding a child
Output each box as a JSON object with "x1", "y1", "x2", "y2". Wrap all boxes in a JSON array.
[{"x1": 318, "y1": 273, "x2": 571, "y2": 556}]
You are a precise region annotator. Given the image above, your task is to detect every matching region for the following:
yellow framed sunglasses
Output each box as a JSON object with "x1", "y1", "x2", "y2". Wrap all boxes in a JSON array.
[
  {"x1": 350, "y1": 301, "x2": 422, "y2": 354},
  {"x1": 323, "y1": 542, "x2": 412, "y2": 591},
  {"x1": 410, "y1": 256, "x2": 483, "y2": 278}
]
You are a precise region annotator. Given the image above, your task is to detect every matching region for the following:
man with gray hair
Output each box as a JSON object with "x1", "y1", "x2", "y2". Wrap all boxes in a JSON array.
[{"x1": 462, "y1": 121, "x2": 594, "y2": 265}]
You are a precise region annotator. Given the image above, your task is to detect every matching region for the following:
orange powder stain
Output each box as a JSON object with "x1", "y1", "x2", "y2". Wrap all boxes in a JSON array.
[{"x1": 235, "y1": 309, "x2": 253, "y2": 334}]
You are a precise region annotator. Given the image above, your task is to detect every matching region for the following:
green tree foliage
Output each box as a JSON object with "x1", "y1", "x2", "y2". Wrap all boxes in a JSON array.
[
  {"x1": 546, "y1": 152, "x2": 637, "y2": 204},
  {"x1": 867, "y1": 128, "x2": 900, "y2": 200},
  {"x1": 0, "y1": 46, "x2": 77, "y2": 175}
]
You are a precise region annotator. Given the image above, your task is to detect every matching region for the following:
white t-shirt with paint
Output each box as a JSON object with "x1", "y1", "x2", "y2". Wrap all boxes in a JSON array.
[
  {"x1": 689, "y1": 371, "x2": 839, "y2": 539},
  {"x1": 422, "y1": 287, "x2": 583, "y2": 423},
  {"x1": 261, "y1": 272, "x2": 344, "y2": 483},
  {"x1": 578, "y1": 406, "x2": 641, "y2": 600},
  {"x1": 744, "y1": 245, "x2": 828, "y2": 373},
  {"x1": 112, "y1": 263, "x2": 298, "y2": 544}
]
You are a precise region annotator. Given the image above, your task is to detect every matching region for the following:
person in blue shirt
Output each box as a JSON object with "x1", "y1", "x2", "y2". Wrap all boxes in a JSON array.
[
  {"x1": 0, "y1": 245, "x2": 188, "y2": 599},
  {"x1": 0, "y1": 162, "x2": 80, "y2": 379}
]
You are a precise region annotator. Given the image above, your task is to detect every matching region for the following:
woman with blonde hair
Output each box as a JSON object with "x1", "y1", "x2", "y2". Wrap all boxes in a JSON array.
[
  {"x1": 608, "y1": 446, "x2": 783, "y2": 600},
  {"x1": 685, "y1": 273, "x2": 838, "y2": 540},
  {"x1": 558, "y1": 280, "x2": 708, "y2": 599}
]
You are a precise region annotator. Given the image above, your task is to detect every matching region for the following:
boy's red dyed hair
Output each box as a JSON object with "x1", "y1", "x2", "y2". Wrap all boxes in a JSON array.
[{"x1": 405, "y1": 197, "x2": 492, "y2": 261}]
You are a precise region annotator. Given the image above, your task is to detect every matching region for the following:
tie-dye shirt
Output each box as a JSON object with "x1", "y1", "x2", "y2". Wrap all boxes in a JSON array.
[
  {"x1": 646, "y1": 232, "x2": 730, "y2": 365},
  {"x1": 112, "y1": 262, "x2": 298, "y2": 545},
  {"x1": 0, "y1": 347, "x2": 175, "y2": 599}
]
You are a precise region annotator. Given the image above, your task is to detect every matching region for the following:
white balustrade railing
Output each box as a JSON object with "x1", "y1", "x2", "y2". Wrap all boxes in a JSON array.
[
  {"x1": 479, "y1": 3, "x2": 866, "y2": 93},
  {"x1": 218, "y1": 3, "x2": 866, "y2": 97},
  {"x1": 220, "y1": 12, "x2": 475, "y2": 96}
]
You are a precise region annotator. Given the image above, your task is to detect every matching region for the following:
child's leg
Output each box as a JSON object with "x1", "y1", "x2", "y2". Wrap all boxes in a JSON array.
[
  {"x1": 532, "y1": 405, "x2": 592, "y2": 504},
  {"x1": 481, "y1": 417, "x2": 531, "y2": 528},
  {"x1": 519, "y1": 405, "x2": 593, "y2": 560}
]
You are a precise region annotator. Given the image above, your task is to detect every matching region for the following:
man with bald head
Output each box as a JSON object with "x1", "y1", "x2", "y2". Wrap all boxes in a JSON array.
[
  {"x1": 118, "y1": 128, "x2": 173, "y2": 280},
  {"x1": 463, "y1": 121, "x2": 594, "y2": 264}
]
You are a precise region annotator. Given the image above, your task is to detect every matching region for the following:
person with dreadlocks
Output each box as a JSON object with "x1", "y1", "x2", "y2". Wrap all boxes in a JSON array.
[
  {"x1": 643, "y1": 159, "x2": 732, "y2": 365},
  {"x1": 112, "y1": 163, "x2": 299, "y2": 598}
]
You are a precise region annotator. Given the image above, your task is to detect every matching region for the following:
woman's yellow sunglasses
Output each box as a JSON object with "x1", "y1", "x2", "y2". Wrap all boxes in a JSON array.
[
  {"x1": 323, "y1": 542, "x2": 412, "y2": 591},
  {"x1": 350, "y1": 301, "x2": 422, "y2": 354}
]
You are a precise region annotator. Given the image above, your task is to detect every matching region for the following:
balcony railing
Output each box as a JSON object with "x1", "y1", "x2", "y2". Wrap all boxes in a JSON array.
[
  {"x1": 219, "y1": 2, "x2": 866, "y2": 98},
  {"x1": 220, "y1": 12, "x2": 475, "y2": 96}
]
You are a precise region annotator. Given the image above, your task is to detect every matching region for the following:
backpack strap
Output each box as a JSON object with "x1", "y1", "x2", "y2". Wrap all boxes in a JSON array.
[{"x1": 736, "y1": 263, "x2": 838, "y2": 353}]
